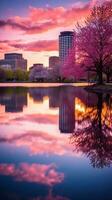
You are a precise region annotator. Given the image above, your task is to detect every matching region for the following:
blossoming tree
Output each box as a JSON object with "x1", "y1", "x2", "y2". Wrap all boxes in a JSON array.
[
  {"x1": 62, "y1": 1, "x2": 112, "y2": 84},
  {"x1": 76, "y1": 1, "x2": 112, "y2": 84}
]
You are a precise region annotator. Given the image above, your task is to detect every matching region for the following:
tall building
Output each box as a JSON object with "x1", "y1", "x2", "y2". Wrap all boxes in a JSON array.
[
  {"x1": 59, "y1": 31, "x2": 75, "y2": 65},
  {"x1": 0, "y1": 53, "x2": 27, "y2": 71},
  {"x1": 49, "y1": 56, "x2": 60, "y2": 79},
  {"x1": 49, "y1": 56, "x2": 59, "y2": 68}
]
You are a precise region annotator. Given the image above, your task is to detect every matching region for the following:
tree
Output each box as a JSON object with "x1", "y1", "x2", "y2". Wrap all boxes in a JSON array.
[
  {"x1": 0, "y1": 68, "x2": 6, "y2": 81},
  {"x1": 5, "y1": 69, "x2": 14, "y2": 81},
  {"x1": 62, "y1": 2, "x2": 112, "y2": 83},
  {"x1": 60, "y1": 35, "x2": 85, "y2": 81},
  {"x1": 14, "y1": 69, "x2": 29, "y2": 81},
  {"x1": 76, "y1": 1, "x2": 112, "y2": 84}
]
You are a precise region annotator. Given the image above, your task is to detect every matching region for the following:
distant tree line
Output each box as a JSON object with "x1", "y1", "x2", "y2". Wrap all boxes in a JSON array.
[{"x1": 0, "y1": 68, "x2": 29, "y2": 82}]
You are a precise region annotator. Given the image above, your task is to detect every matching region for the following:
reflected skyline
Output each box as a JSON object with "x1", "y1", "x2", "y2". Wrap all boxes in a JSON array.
[
  {"x1": 0, "y1": 86, "x2": 111, "y2": 163},
  {"x1": 0, "y1": 87, "x2": 27, "y2": 113},
  {"x1": 0, "y1": 86, "x2": 91, "y2": 133},
  {"x1": 0, "y1": 85, "x2": 112, "y2": 200},
  {"x1": 0, "y1": 86, "x2": 111, "y2": 135}
]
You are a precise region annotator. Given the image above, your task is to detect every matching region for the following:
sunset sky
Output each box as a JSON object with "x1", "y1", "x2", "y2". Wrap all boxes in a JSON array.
[{"x1": 0, "y1": 0, "x2": 104, "y2": 69}]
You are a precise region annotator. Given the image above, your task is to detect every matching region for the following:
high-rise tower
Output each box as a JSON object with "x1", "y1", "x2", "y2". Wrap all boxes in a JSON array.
[{"x1": 59, "y1": 31, "x2": 75, "y2": 65}]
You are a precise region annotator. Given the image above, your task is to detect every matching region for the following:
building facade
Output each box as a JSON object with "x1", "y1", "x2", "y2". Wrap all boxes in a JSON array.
[
  {"x1": 59, "y1": 31, "x2": 75, "y2": 65},
  {"x1": 49, "y1": 56, "x2": 59, "y2": 68},
  {"x1": 48, "y1": 56, "x2": 60, "y2": 79},
  {"x1": 0, "y1": 53, "x2": 27, "y2": 71}
]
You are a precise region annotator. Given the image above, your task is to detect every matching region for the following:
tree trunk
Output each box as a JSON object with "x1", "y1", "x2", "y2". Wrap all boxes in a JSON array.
[
  {"x1": 97, "y1": 93, "x2": 103, "y2": 132},
  {"x1": 98, "y1": 71, "x2": 103, "y2": 85},
  {"x1": 107, "y1": 74, "x2": 110, "y2": 83}
]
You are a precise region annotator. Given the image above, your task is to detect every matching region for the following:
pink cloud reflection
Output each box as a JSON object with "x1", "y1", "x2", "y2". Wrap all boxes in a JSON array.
[
  {"x1": 0, "y1": 163, "x2": 64, "y2": 186},
  {"x1": 0, "y1": 130, "x2": 74, "y2": 156},
  {"x1": 13, "y1": 113, "x2": 58, "y2": 124}
]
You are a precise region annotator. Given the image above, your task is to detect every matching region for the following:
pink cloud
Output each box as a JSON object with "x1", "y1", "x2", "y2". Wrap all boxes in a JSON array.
[
  {"x1": 0, "y1": 40, "x2": 15, "y2": 53},
  {"x1": 11, "y1": 40, "x2": 58, "y2": 52},
  {"x1": 0, "y1": 163, "x2": 64, "y2": 186},
  {"x1": 0, "y1": 39, "x2": 58, "y2": 52},
  {"x1": 0, "y1": 1, "x2": 94, "y2": 56},
  {"x1": 0, "y1": 4, "x2": 90, "y2": 35}
]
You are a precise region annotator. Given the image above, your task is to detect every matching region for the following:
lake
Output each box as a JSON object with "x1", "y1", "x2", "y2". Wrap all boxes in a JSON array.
[{"x1": 0, "y1": 84, "x2": 112, "y2": 200}]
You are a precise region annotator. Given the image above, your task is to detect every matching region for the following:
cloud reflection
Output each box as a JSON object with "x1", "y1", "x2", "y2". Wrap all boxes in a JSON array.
[
  {"x1": 0, "y1": 130, "x2": 75, "y2": 156},
  {"x1": 0, "y1": 163, "x2": 64, "y2": 186}
]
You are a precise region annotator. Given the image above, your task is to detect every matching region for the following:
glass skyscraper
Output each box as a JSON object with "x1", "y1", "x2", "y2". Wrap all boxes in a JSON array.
[{"x1": 59, "y1": 31, "x2": 75, "y2": 65}]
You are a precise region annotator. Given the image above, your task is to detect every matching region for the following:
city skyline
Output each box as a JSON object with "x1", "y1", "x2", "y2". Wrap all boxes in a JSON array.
[{"x1": 0, "y1": 0, "x2": 102, "y2": 69}]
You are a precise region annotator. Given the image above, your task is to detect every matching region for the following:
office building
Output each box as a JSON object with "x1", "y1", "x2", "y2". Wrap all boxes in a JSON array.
[
  {"x1": 49, "y1": 56, "x2": 60, "y2": 79},
  {"x1": 59, "y1": 31, "x2": 75, "y2": 65},
  {"x1": 49, "y1": 56, "x2": 59, "y2": 68},
  {"x1": 0, "y1": 53, "x2": 27, "y2": 71}
]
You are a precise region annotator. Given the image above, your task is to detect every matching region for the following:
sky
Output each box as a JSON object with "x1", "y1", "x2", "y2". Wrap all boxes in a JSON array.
[{"x1": 0, "y1": 0, "x2": 106, "y2": 69}]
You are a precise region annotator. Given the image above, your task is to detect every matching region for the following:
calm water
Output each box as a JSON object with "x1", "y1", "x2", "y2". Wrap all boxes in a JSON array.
[{"x1": 0, "y1": 84, "x2": 112, "y2": 200}]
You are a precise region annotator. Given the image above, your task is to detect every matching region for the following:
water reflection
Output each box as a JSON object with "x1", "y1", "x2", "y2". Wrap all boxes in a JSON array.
[
  {"x1": 59, "y1": 87, "x2": 75, "y2": 133},
  {"x1": 0, "y1": 163, "x2": 64, "y2": 186},
  {"x1": 28, "y1": 86, "x2": 89, "y2": 133},
  {"x1": 0, "y1": 86, "x2": 112, "y2": 200},
  {"x1": 0, "y1": 87, "x2": 27, "y2": 112},
  {"x1": 71, "y1": 92, "x2": 112, "y2": 168}
]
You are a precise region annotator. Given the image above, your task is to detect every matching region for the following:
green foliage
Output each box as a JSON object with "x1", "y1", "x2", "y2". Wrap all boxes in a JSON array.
[
  {"x1": 0, "y1": 67, "x2": 6, "y2": 81},
  {"x1": 14, "y1": 69, "x2": 24, "y2": 81},
  {"x1": 0, "y1": 67, "x2": 29, "y2": 82},
  {"x1": 5, "y1": 69, "x2": 14, "y2": 81}
]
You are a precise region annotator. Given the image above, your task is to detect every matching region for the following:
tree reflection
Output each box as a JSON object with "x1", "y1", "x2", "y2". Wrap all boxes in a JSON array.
[{"x1": 70, "y1": 93, "x2": 112, "y2": 168}]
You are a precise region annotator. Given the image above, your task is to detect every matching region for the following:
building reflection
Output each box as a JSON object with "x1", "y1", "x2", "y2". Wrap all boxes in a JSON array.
[
  {"x1": 0, "y1": 86, "x2": 101, "y2": 135},
  {"x1": 49, "y1": 87, "x2": 60, "y2": 108},
  {"x1": 0, "y1": 85, "x2": 111, "y2": 139},
  {"x1": 29, "y1": 86, "x2": 77, "y2": 133},
  {"x1": 29, "y1": 86, "x2": 95, "y2": 134},
  {"x1": 0, "y1": 86, "x2": 112, "y2": 169},
  {"x1": 0, "y1": 87, "x2": 27, "y2": 112},
  {"x1": 59, "y1": 86, "x2": 75, "y2": 133},
  {"x1": 28, "y1": 86, "x2": 112, "y2": 168}
]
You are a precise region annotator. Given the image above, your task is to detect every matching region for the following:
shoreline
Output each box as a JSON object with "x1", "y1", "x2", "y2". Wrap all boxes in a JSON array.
[
  {"x1": 0, "y1": 82, "x2": 90, "y2": 87},
  {"x1": 0, "y1": 82, "x2": 112, "y2": 92},
  {"x1": 84, "y1": 84, "x2": 112, "y2": 93}
]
